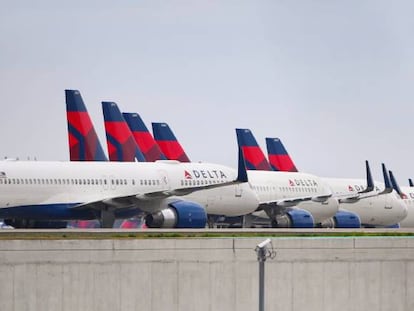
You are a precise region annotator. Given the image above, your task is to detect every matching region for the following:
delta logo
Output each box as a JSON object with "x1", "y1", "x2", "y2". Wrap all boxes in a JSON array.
[
  {"x1": 184, "y1": 171, "x2": 192, "y2": 179},
  {"x1": 184, "y1": 169, "x2": 227, "y2": 180},
  {"x1": 348, "y1": 184, "x2": 369, "y2": 192},
  {"x1": 288, "y1": 179, "x2": 318, "y2": 187}
]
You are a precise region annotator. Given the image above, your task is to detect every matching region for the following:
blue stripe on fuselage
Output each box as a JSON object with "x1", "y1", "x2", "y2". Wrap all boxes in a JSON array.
[{"x1": 0, "y1": 203, "x2": 141, "y2": 220}]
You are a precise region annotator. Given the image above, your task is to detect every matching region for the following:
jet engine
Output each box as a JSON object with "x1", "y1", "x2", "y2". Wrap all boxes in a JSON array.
[
  {"x1": 272, "y1": 209, "x2": 314, "y2": 228},
  {"x1": 145, "y1": 200, "x2": 207, "y2": 228},
  {"x1": 320, "y1": 210, "x2": 361, "y2": 228}
]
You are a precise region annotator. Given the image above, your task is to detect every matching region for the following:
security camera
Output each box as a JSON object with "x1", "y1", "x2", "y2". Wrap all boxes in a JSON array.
[{"x1": 256, "y1": 238, "x2": 271, "y2": 249}]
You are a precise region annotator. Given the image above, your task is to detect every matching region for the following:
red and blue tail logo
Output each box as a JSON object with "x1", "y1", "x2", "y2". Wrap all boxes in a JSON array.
[
  {"x1": 122, "y1": 113, "x2": 166, "y2": 162},
  {"x1": 65, "y1": 90, "x2": 107, "y2": 161},
  {"x1": 152, "y1": 123, "x2": 190, "y2": 162},
  {"x1": 265, "y1": 137, "x2": 298, "y2": 172},
  {"x1": 235, "y1": 129, "x2": 272, "y2": 171},
  {"x1": 102, "y1": 102, "x2": 145, "y2": 162}
]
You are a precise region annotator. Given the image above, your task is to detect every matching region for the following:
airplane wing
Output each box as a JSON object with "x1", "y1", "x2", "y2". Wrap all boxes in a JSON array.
[
  {"x1": 70, "y1": 167, "x2": 248, "y2": 211},
  {"x1": 257, "y1": 193, "x2": 331, "y2": 210},
  {"x1": 335, "y1": 162, "x2": 393, "y2": 203}
]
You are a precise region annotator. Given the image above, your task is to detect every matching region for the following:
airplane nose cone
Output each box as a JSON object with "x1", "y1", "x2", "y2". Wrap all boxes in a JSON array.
[{"x1": 400, "y1": 200, "x2": 408, "y2": 219}]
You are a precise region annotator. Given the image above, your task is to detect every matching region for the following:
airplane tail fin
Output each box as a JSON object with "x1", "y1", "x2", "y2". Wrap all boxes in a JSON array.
[
  {"x1": 235, "y1": 129, "x2": 272, "y2": 171},
  {"x1": 122, "y1": 113, "x2": 166, "y2": 161},
  {"x1": 152, "y1": 123, "x2": 191, "y2": 162},
  {"x1": 265, "y1": 137, "x2": 298, "y2": 172},
  {"x1": 409, "y1": 178, "x2": 414, "y2": 187},
  {"x1": 65, "y1": 90, "x2": 107, "y2": 161},
  {"x1": 102, "y1": 102, "x2": 145, "y2": 162}
]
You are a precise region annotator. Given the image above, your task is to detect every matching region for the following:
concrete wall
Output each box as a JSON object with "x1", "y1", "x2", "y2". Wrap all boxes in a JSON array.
[{"x1": 0, "y1": 237, "x2": 414, "y2": 311}]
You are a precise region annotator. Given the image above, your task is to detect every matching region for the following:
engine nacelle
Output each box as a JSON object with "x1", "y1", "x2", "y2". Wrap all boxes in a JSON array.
[
  {"x1": 321, "y1": 210, "x2": 361, "y2": 228},
  {"x1": 145, "y1": 200, "x2": 207, "y2": 228},
  {"x1": 273, "y1": 209, "x2": 314, "y2": 228}
]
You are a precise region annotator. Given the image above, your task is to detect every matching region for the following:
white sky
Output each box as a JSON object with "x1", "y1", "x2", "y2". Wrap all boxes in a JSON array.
[{"x1": 1, "y1": 1, "x2": 414, "y2": 183}]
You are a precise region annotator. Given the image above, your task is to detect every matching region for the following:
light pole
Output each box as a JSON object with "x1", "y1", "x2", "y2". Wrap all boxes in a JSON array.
[{"x1": 255, "y1": 238, "x2": 276, "y2": 311}]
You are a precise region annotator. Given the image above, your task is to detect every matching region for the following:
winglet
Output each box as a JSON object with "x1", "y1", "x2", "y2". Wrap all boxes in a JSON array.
[
  {"x1": 102, "y1": 102, "x2": 146, "y2": 162},
  {"x1": 236, "y1": 128, "x2": 272, "y2": 171},
  {"x1": 389, "y1": 170, "x2": 407, "y2": 199},
  {"x1": 409, "y1": 178, "x2": 414, "y2": 187},
  {"x1": 358, "y1": 160, "x2": 374, "y2": 193},
  {"x1": 65, "y1": 89, "x2": 107, "y2": 161},
  {"x1": 123, "y1": 113, "x2": 166, "y2": 161},
  {"x1": 379, "y1": 163, "x2": 393, "y2": 194}
]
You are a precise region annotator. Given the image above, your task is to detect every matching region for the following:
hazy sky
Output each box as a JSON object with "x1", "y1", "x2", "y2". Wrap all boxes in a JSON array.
[{"x1": 1, "y1": 1, "x2": 414, "y2": 183}]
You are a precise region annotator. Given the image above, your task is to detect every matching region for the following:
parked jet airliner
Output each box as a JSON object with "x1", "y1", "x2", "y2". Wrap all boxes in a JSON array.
[
  {"x1": 0, "y1": 158, "x2": 258, "y2": 228},
  {"x1": 386, "y1": 172, "x2": 414, "y2": 228}
]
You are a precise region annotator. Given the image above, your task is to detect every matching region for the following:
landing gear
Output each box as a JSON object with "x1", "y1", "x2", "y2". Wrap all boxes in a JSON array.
[{"x1": 100, "y1": 209, "x2": 116, "y2": 228}]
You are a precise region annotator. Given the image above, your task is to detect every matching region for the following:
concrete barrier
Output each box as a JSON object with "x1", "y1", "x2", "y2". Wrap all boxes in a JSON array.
[{"x1": 0, "y1": 237, "x2": 414, "y2": 311}]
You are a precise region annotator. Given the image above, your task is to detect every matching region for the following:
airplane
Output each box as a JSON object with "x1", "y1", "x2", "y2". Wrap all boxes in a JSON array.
[
  {"x1": 236, "y1": 129, "x2": 340, "y2": 227},
  {"x1": 265, "y1": 137, "x2": 408, "y2": 227},
  {"x1": 0, "y1": 153, "x2": 257, "y2": 228},
  {"x1": 387, "y1": 171, "x2": 414, "y2": 228}
]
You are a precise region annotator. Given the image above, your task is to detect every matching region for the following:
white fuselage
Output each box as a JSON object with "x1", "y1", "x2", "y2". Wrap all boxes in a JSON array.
[
  {"x1": 323, "y1": 178, "x2": 408, "y2": 226},
  {"x1": 247, "y1": 170, "x2": 339, "y2": 223},
  {"x1": 398, "y1": 186, "x2": 414, "y2": 228},
  {"x1": 0, "y1": 160, "x2": 258, "y2": 219}
]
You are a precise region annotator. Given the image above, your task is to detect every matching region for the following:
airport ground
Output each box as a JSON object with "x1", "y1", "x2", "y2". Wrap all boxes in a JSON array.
[{"x1": 0, "y1": 229, "x2": 413, "y2": 311}]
